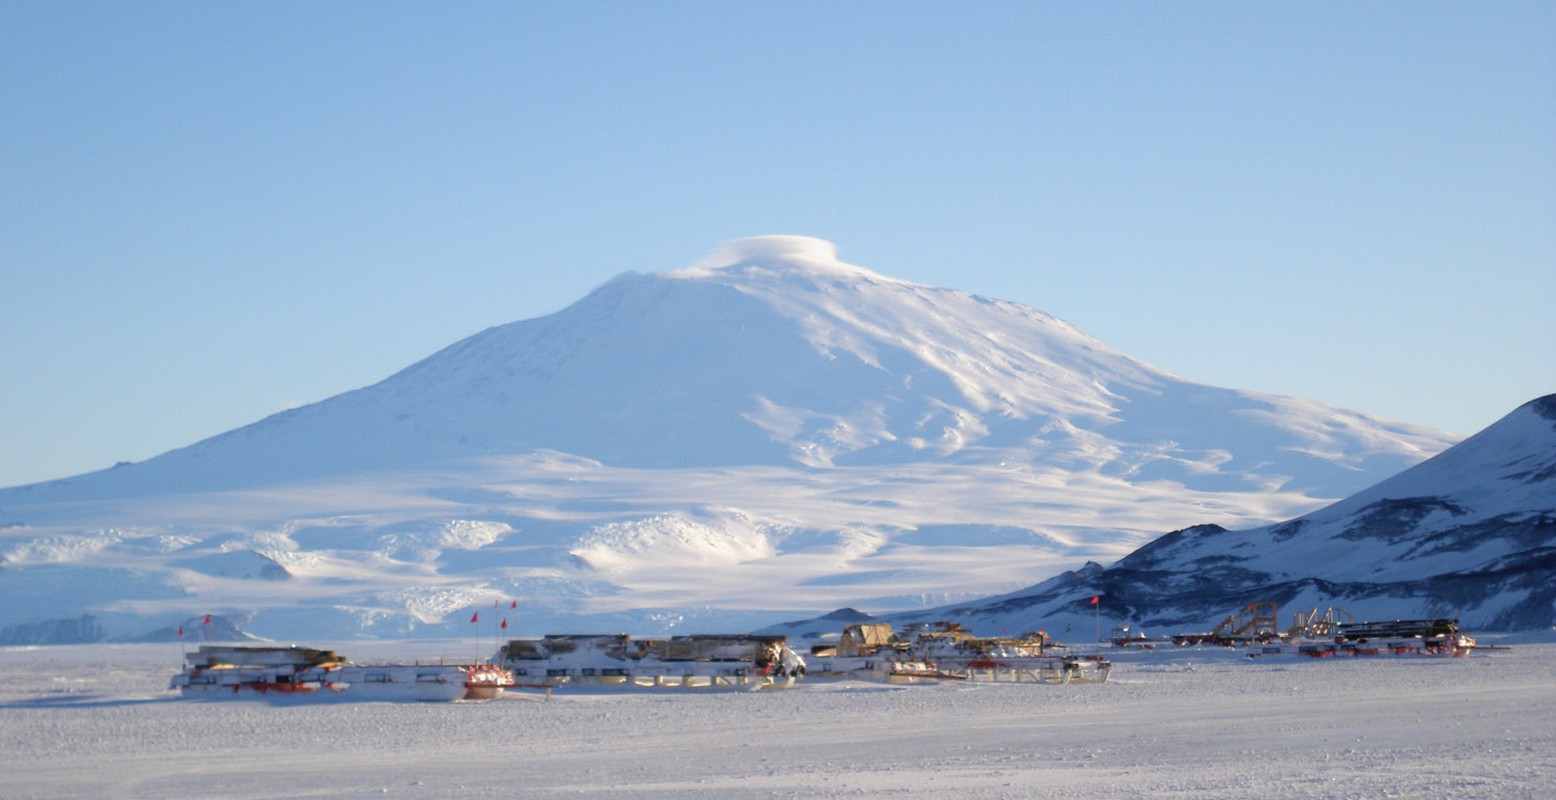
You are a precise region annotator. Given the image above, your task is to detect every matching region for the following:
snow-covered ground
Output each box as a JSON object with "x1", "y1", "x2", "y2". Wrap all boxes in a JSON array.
[{"x1": 2, "y1": 636, "x2": 1550, "y2": 798}]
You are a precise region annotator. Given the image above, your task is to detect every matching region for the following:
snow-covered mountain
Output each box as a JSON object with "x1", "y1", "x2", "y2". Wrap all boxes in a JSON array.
[
  {"x1": 0, "y1": 236, "x2": 1459, "y2": 643},
  {"x1": 895, "y1": 394, "x2": 1555, "y2": 636}
]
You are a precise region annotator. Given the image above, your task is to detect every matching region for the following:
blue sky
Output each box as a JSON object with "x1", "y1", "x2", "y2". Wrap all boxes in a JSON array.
[{"x1": 3, "y1": 2, "x2": 1552, "y2": 489}]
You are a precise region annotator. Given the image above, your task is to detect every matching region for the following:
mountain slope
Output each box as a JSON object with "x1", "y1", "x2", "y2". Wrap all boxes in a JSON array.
[
  {"x1": 0, "y1": 236, "x2": 1460, "y2": 642},
  {"x1": 13, "y1": 236, "x2": 1446, "y2": 496},
  {"x1": 911, "y1": 394, "x2": 1556, "y2": 635}
]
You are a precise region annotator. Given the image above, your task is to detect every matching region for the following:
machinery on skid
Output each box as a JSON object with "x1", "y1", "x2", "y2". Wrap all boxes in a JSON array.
[
  {"x1": 170, "y1": 645, "x2": 514, "y2": 701},
  {"x1": 1172, "y1": 601, "x2": 1281, "y2": 646},
  {"x1": 1170, "y1": 602, "x2": 1479, "y2": 658},
  {"x1": 495, "y1": 633, "x2": 806, "y2": 690},
  {"x1": 807, "y1": 621, "x2": 1110, "y2": 684}
]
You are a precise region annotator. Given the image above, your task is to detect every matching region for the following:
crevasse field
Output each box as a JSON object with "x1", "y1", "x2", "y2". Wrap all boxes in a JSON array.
[{"x1": 2, "y1": 637, "x2": 1551, "y2": 799}]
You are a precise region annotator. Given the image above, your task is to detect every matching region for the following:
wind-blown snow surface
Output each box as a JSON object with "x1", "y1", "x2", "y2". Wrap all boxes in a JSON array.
[
  {"x1": 0, "y1": 236, "x2": 1456, "y2": 642},
  {"x1": 913, "y1": 395, "x2": 1556, "y2": 635},
  {"x1": 1, "y1": 640, "x2": 1551, "y2": 799}
]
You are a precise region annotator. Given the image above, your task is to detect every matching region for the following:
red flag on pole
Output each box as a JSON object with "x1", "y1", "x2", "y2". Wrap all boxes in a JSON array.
[
  {"x1": 203, "y1": 614, "x2": 212, "y2": 624},
  {"x1": 470, "y1": 612, "x2": 479, "y2": 623},
  {"x1": 1090, "y1": 596, "x2": 1099, "y2": 606},
  {"x1": 500, "y1": 618, "x2": 508, "y2": 630},
  {"x1": 177, "y1": 626, "x2": 183, "y2": 638},
  {"x1": 510, "y1": 600, "x2": 517, "y2": 609}
]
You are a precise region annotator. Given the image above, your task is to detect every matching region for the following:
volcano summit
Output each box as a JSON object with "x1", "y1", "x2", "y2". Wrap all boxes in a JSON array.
[{"x1": 0, "y1": 236, "x2": 1456, "y2": 642}]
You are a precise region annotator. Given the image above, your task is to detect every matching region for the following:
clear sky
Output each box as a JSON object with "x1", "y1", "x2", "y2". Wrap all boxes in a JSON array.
[{"x1": 2, "y1": 2, "x2": 1552, "y2": 489}]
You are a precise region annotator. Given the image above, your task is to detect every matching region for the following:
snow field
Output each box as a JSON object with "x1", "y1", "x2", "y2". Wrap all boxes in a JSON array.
[{"x1": 1, "y1": 640, "x2": 1550, "y2": 798}]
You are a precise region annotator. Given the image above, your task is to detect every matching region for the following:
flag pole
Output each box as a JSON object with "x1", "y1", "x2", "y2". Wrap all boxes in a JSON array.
[{"x1": 1092, "y1": 595, "x2": 1101, "y2": 653}]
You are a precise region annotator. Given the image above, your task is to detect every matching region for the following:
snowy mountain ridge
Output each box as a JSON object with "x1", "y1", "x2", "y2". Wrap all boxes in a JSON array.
[
  {"x1": 876, "y1": 394, "x2": 1555, "y2": 636},
  {"x1": 0, "y1": 236, "x2": 1464, "y2": 642}
]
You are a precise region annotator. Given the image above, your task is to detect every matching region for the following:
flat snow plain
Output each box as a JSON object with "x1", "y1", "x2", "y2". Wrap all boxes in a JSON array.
[{"x1": 2, "y1": 636, "x2": 1551, "y2": 799}]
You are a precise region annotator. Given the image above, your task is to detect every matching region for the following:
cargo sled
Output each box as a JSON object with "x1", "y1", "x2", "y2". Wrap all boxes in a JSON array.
[
  {"x1": 808, "y1": 622, "x2": 1111, "y2": 684},
  {"x1": 169, "y1": 645, "x2": 515, "y2": 701},
  {"x1": 495, "y1": 633, "x2": 806, "y2": 690}
]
